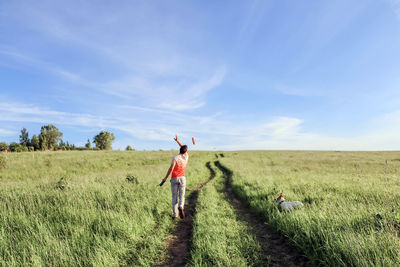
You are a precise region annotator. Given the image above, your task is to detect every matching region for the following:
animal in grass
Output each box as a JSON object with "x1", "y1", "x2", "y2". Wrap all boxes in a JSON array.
[{"x1": 275, "y1": 193, "x2": 304, "y2": 211}]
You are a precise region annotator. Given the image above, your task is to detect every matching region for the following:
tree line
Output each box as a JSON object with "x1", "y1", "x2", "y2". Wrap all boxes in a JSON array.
[{"x1": 0, "y1": 125, "x2": 123, "y2": 152}]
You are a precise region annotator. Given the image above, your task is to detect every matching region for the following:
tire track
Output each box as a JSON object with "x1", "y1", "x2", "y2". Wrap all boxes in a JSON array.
[
  {"x1": 214, "y1": 161, "x2": 313, "y2": 267},
  {"x1": 161, "y1": 161, "x2": 215, "y2": 267}
]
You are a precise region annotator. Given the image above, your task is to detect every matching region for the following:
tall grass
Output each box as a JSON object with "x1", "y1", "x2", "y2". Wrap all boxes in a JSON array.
[
  {"x1": 3, "y1": 150, "x2": 399, "y2": 266},
  {"x1": 0, "y1": 150, "x2": 213, "y2": 266},
  {"x1": 220, "y1": 151, "x2": 400, "y2": 266}
]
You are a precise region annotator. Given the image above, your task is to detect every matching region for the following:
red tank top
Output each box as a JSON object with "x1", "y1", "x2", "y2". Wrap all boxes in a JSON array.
[{"x1": 171, "y1": 154, "x2": 189, "y2": 178}]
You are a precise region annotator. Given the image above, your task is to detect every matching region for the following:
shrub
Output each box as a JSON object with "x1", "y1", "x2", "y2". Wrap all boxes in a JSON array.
[
  {"x1": 45, "y1": 159, "x2": 52, "y2": 167},
  {"x1": 126, "y1": 145, "x2": 134, "y2": 151},
  {"x1": 126, "y1": 174, "x2": 139, "y2": 184},
  {"x1": 0, "y1": 156, "x2": 6, "y2": 169},
  {"x1": 55, "y1": 176, "x2": 68, "y2": 190},
  {"x1": 9, "y1": 142, "x2": 22, "y2": 152},
  {"x1": 0, "y1": 142, "x2": 9, "y2": 150}
]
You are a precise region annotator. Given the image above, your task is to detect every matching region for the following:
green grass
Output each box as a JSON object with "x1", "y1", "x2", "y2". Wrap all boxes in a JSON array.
[
  {"x1": 220, "y1": 151, "x2": 400, "y2": 266},
  {"x1": 2, "y1": 150, "x2": 400, "y2": 266},
  {"x1": 190, "y1": 162, "x2": 267, "y2": 266},
  {"x1": 0, "y1": 150, "x2": 213, "y2": 266}
]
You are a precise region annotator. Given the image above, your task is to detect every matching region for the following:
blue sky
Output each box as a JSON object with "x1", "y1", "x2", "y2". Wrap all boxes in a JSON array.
[{"x1": 1, "y1": 0, "x2": 400, "y2": 150}]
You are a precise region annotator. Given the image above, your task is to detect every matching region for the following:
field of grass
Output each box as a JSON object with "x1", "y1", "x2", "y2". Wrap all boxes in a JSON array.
[
  {"x1": 220, "y1": 151, "x2": 400, "y2": 266},
  {"x1": 1, "y1": 150, "x2": 399, "y2": 266},
  {"x1": 0, "y1": 150, "x2": 213, "y2": 266}
]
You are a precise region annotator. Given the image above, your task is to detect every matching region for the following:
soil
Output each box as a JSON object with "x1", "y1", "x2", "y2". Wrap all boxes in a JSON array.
[
  {"x1": 160, "y1": 162, "x2": 215, "y2": 267},
  {"x1": 214, "y1": 161, "x2": 313, "y2": 267}
]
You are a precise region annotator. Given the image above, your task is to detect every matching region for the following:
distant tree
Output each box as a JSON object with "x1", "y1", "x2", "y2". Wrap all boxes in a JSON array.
[
  {"x1": 0, "y1": 142, "x2": 9, "y2": 150},
  {"x1": 30, "y1": 135, "x2": 40, "y2": 151},
  {"x1": 39, "y1": 125, "x2": 63, "y2": 150},
  {"x1": 85, "y1": 139, "x2": 92, "y2": 149},
  {"x1": 93, "y1": 131, "x2": 115, "y2": 150},
  {"x1": 19, "y1": 128, "x2": 29, "y2": 146},
  {"x1": 58, "y1": 140, "x2": 66, "y2": 150},
  {"x1": 9, "y1": 142, "x2": 27, "y2": 152},
  {"x1": 125, "y1": 145, "x2": 134, "y2": 151}
]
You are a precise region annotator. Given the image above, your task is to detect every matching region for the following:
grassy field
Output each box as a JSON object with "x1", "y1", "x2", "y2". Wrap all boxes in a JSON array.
[
  {"x1": 0, "y1": 150, "x2": 213, "y2": 266},
  {"x1": 220, "y1": 151, "x2": 400, "y2": 266},
  {"x1": 0, "y1": 150, "x2": 399, "y2": 266}
]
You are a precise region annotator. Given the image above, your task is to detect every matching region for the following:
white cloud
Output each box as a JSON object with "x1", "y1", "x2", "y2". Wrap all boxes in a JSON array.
[
  {"x1": 194, "y1": 113, "x2": 400, "y2": 151},
  {"x1": 157, "y1": 66, "x2": 227, "y2": 110},
  {"x1": 255, "y1": 117, "x2": 303, "y2": 137},
  {"x1": 90, "y1": 64, "x2": 226, "y2": 111},
  {"x1": 0, "y1": 2, "x2": 227, "y2": 111},
  {"x1": 1, "y1": 2, "x2": 400, "y2": 150},
  {"x1": 0, "y1": 48, "x2": 87, "y2": 84},
  {"x1": 0, "y1": 102, "x2": 218, "y2": 142},
  {"x1": 0, "y1": 47, "x2": 226, "y2": 111},
  {"x1": 388, "y1": 0, "x2": 400, "y2": 18},
  {"x1": 0, "y1": 103, "x2": 112, "y2": 129},
  {"x1": 0, "y1": 129, "x2": 15, "y2": 136},
  {"x1": 1, "y1": 102, "x2": 400, "y2": 150},
  {"x1": 272, "y1": 83, "x2": 327, "y2": 97}
]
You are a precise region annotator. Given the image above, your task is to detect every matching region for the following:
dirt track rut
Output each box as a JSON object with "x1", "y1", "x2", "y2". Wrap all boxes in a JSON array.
[
  {"x1": 214, "y1": 161, "x2": 313, "y2": 267},
  {"x1": 161, "y1": 162, "x2": 215, "y2": 267},
  {"x1": 160, "y1": 159, "x2": 312, "y2": 266}
]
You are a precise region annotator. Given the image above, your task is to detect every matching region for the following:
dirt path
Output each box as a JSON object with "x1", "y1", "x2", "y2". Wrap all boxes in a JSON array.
[
  {"x1": 161, "y1": 162, "x2": 215, "y2": 267},
  {"x1": 214, "y1": 161, "x2": 313, "y2": 267}
]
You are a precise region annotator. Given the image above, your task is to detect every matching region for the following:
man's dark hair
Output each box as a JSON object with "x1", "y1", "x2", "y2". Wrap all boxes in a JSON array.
[{"x1": 180, "y1": 145, "x2": 188, "y2": 154}]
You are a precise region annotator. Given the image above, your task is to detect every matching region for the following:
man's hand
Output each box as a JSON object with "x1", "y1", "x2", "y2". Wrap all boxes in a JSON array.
[
  {"x1": 174, "y1": 135, "x2": 183, "y2": 147},
  {"x1": 159, "y1": 178, "x2": 167, "y2": 186}
]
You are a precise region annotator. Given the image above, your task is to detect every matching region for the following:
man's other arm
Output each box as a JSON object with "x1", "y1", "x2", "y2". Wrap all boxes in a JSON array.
[{"x1": 162, "y1": 160, "x2": 176, "y2": 182}]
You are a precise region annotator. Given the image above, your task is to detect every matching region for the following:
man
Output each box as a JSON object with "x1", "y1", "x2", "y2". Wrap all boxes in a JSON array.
[{"x1": 161, "y1": 135, "x2": 189, "y2": 219}]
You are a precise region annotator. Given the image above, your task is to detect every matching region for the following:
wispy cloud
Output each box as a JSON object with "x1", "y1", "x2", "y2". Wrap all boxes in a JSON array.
[
  {"x1": 256, "y1": 117, "x2": 303, "y2": 137},
  {"x1": 101, "y1": 65, "x2": 227, "y2": 111},
  {"x1": 271, "y1": 83, "x2": 327, "y2": 97},
  {"x1": 156, "y1": 66, "x2": 227, "y2": 110},
  {"x1": 0, "y1": 129, "x2": 15, "y2": 137},
  {"x1": 0, "y1": 48, "x2": 87, "y2": 84},
  {"x1": 0, "y1": 48, "x2": 221, "y2": 113},
  {"x1": 2, "y1": 101, "x2": 400, "y2": 150},
  {"x1": 388, "y1": 0, "x2": 400, "y2": 18},
  {"x1": 1, "y1": 1, "x2": 400, "y2": 150},
  {"x1": 0, "y1": 2, "x2": 227, "y2": 111},
  {"x1": 0, "y1": 102, "x2": 220, "y2": 142},
  {"x1": 1, "y1": 45, "x2": 226, "y2": 111},
  {"x1": 0, "y1": 103, "x2": 113, "y2": 129},
  {"x1": 215, "y1": 114, "x2": 400, "y2": 151}
]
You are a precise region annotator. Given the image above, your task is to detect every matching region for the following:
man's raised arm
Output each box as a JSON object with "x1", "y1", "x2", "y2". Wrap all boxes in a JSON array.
[{"x1": 174, "y1": 135, "x2": 183, "y2": 147}]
